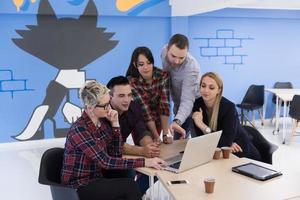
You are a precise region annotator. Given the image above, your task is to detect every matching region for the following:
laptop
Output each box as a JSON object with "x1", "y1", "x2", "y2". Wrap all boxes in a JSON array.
[{"x1": 164, "y1": 131, "x2": 222, "y2": 173}]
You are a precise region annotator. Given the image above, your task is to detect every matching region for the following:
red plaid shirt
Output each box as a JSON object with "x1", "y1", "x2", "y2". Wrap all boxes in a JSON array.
[
  {"x1": 129, "y1": 67, "x2": 170, "y2": 131},
  {"x1": 61, "y1": 111, "x2": 145, "y2": 189}
]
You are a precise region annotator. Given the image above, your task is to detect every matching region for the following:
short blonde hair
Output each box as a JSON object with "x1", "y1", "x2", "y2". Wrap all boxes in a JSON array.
[{"x1": 80, "y1": 80, "x2": 110, "y2": 108}]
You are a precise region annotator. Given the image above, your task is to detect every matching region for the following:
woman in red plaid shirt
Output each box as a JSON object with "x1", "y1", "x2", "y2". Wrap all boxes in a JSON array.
[
  {"x1": 126, "y1": 46, "x2": 172, "y2": 144},
  {"x1": 61, "y1": 80, "x2": 166, "y2": 200}
]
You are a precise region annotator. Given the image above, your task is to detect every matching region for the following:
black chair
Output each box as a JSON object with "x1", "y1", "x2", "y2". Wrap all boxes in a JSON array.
[
  {"x1": 271, "y1": 82, "x2": 293, "y2": 123},
  {"x1": 38, "y1": 147, "x2": 80, "y2": 200},
  {"x1": 272, "y1": 82, "x2": 293, "y2": 104},
  {"x1": 289, "y1": 95, "x2": 300, "y2": 136},
  {"x1": 243, "y1": 125, "x2": 278, "y2": 164},
  {"x1": 236, "y1": 85, "x2": 265, "y2": 127}
]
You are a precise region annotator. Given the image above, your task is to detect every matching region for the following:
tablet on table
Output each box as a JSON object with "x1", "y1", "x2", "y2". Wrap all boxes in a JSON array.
[{"x1": 232, "y1": 162, "x2": 282, "y2": 181}]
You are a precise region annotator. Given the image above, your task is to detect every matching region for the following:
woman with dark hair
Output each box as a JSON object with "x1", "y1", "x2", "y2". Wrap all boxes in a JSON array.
[
  {"x1": 192, "y1": 72, "x2": 261, "y2": 160},
  {"x1": 126, "y1": 46, "x2": 172, "y2": 143}
]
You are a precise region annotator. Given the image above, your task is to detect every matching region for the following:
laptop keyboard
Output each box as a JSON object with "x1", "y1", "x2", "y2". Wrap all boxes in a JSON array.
[{"x1": 169, "y1": 161, "x2": 181, "y2": 169}]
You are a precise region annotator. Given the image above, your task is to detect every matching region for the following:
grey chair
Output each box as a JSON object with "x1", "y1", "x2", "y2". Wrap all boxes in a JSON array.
[
  {"x1": 271, "y1": 82, "x2": 293, "y2": 124},
  {"x1": 38, "y1": 147, "x2": 80, "y2": 200},
  {"x1": 236, "y1": 85, "x2": 265, "y2": 127},
  {"x1": 272, "y1": 82, "x2": 293, "y2": 105},
  {"x1": 243, "y1": 125, "x2": 278, "y2": 164},
  {"x1": 289, "y1": 95, "x2": 300, "y2": 136}
]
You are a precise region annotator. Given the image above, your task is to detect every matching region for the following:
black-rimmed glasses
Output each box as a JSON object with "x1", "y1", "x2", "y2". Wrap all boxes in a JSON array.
[{"x1": 95, "y1": 103, "x2": 110, "y2": 110}]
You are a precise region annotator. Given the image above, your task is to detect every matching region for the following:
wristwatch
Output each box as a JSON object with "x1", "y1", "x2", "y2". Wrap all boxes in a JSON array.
[
  {"x1": 205, "y1": 126, "x2": 212, "y2": 134},
  {"x1": 173, "y1": 119, "x2": 182, "y2": 126}
]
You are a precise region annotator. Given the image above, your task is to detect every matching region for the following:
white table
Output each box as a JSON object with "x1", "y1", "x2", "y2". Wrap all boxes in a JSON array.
[
  {"x1": 133, "y1": 139, "x2": 300, "y2": 199},
  {"x1": 126, "y1": 139, "x2": 187, "y2": 199},
  {"x1": 265, "y1": 88, "x2": 300, "y2": 144},
  {"x1": 157, "y1": 156, "x2": 300, "y2": 200}
]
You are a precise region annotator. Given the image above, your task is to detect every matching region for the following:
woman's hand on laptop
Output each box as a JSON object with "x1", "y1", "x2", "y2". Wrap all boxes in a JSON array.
[{"x1": 145, "y1": 157, "x2": 166, "y2": 170}]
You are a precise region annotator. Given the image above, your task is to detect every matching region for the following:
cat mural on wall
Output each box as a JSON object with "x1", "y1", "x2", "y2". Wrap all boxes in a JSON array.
[{"x1": 12, "y1": 0, "x2": 118, "y2": 141}]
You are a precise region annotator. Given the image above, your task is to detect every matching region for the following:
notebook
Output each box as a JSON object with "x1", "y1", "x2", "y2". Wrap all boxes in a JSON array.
[{"x1": 164, "y1": 131, "x2": 222, "y2": 173}]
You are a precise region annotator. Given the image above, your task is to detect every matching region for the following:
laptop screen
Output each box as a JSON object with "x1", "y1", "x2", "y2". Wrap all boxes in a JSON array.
[{"x1": 165, "y1": 131, "x2": 222, "y2": 173}]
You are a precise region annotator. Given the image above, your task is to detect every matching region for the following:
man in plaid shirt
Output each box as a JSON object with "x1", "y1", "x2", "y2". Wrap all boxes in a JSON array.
[{"x1": 61, "y1": 80, "x2": 165, "y2": 200}]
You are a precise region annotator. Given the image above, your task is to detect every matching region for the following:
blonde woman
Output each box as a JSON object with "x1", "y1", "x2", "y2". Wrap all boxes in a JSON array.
[
  {"x1": 61, "y1": 80, "x2": 165, "y2": 200},
  {"x1": 192, "y1": 72, "x2": 261, "y2": 160}
]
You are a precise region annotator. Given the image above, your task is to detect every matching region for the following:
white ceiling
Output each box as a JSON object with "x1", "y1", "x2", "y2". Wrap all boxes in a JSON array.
[{"x1": 169, "y1": 0, "x2": 300, "y2": 16}]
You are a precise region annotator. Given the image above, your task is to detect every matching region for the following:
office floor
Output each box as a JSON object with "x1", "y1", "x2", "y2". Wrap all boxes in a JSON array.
[{"x1": 0, "y1": 119, "x2": 300, "y2": 200}]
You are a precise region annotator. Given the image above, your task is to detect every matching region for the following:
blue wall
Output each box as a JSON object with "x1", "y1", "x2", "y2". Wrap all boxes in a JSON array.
[
  {"x1": 187, "y1": 8, "x2": 300, "y2": 118},
  {"x1": 0, "y1": 0, "x2": 170, "y2": 143},
  {"x1": 1, "y1": 1, "x2": 300, "y2": 143}
]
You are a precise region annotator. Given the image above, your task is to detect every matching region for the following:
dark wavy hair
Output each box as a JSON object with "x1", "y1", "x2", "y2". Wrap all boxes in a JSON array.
[{"x1": 126, "y1": 46, "x2": 154, "y2": 78}]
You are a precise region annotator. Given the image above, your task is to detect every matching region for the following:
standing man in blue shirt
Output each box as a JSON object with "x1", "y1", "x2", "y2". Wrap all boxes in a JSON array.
[{"x1": 161, "y1": 33, "x2": 201, "y2": 139}]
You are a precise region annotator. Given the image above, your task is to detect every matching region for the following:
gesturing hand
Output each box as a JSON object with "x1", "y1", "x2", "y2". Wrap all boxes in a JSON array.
[
  {"x1": 169, "y1": 122, "x2": 186, "y2": 139},
  {"x1": 192, "y1": 107, "x2": 204, "y2": 124},
  {"x1": 230, "y1": 142, "x2": 243, "y2": 153}
]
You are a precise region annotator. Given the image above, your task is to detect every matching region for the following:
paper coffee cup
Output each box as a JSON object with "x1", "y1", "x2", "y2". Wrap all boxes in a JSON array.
[
  {"x1": 221, "y1": 147, "x2": 231, "y2": 159},
  {"x1": 213, "y1": 148, "x2": 221, "y2": 159},
  {"x1": 204, "y1": 178, "x2": 215, "y2": 193}
]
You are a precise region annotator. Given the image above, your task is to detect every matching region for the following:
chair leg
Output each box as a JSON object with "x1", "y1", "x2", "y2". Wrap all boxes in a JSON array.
[
  {"x1": 291, "y1": 119, "x2": 299, "y2": 136},
  {"x1": 245, "y1": 110, "x2": 250, "y2": 125},
  {"x1": 270, "y1": 108, "x2": 276, "y2": 124},
  {"x1": 271, "y1": 100, "x2": 282, "y2": 124},
  {"x1": 252, "y1": 111, "x2": 255, "y2": 125},
  {"x1": 292, "y1": 119, "x2": 296, "y2": 136},
  {"x1": 258, "y1": 109, "x2": 264, "y2": 126},
  {"x1": 241, "y1": 109, "x2": 245, "y2": 125},
  {"x1": 243, "y1": 112, "x2": 256, "y2": 128}
]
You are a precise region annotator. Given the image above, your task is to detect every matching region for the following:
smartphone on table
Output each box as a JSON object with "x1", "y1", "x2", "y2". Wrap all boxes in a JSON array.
[{"x1": 167, "y1": 180, "x2": 189, "y2": 186}]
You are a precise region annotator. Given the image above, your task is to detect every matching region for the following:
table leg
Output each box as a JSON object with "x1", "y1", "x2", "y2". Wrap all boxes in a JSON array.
[
  {"x1": 282, "y1": 101, "x2": 287, "y2": 144},
  {"x1": 149, "y1": 175, "x2": 154, "y2": 199},
  {"x1": 273, "y1": 96, "x2": 280, "y2": 134},
  {"x1": 263, "y1": 92, "x2": 267, "y2": 121},
  {"x1": 157, "y1": 180, "x2": 160, "y2": 200}
]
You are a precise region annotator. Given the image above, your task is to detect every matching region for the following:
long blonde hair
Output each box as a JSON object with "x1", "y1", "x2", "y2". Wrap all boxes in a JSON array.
[{"x1": 200, "y1": 72, "x2": 223, "y2": 131}]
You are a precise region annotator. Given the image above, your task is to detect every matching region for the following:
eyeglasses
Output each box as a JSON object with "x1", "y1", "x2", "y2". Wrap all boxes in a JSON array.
[{"x1": 95, "y1": 102, "x2": 110, "y2": 110}]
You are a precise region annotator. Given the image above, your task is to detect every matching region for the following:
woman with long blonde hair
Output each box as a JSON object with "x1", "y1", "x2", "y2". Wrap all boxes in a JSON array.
[{"x1": 192, "y1": 72, "x2": 261, "y2": 160}]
